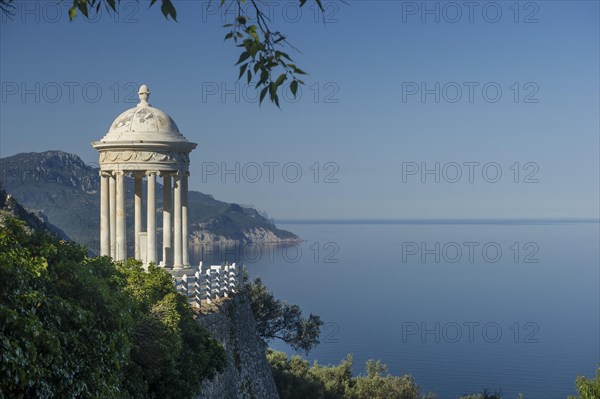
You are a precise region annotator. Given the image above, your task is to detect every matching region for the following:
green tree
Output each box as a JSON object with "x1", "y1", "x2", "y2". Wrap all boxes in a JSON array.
[
  {"x1": 310, "y1": 355, "x2": 354, "y2": 399},
  {"x1": 568, "y1": 368, "x2": 600, "y2": 399},
  {"x1": 0, "y1": 218, "x2": 225, "y2": 399},
  {"x1": 349, "y1": 359, "x2": 420, "y2": 399},
  {"x1": 458, "y1": 391, "x2": 502, "y2": 399},
  {"x1": 0, "y1": 218, "x2": 133, "y2": 398},
  {"x1": 0, "y1": 0, "x2": 329, "y2": 107},
  {"x1": 267, "y1": 349, "x2": 353, "y2": 399},
  {"x1": 267, "y1": 349, "x2": 326, "y2": 399},
  {"x1": 246, "y1": 277, "x2": 323, "y2": 354},
  {"x1": 117, "y1": 259, "x2": 227, "y2": 399},
  {"x1": 266, "y1": 350, "x2": 424, "y2": 399}
]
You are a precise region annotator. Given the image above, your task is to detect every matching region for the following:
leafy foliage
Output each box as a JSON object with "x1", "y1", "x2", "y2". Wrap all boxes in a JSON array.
[
  {"x1": 266, "y1": 349, "x2": 424, "y2": 399},
  {"x1": 246, "y1": 277, "x2": 323, "y2": 354},
  {"x1": 0, "y1": 218, "x2": 132, "y2": 398},
  {"x1": 0, "y1": 219, "x2": 225, "y2": 398},
  {"x1": 568, "y1": 368, "x2": 600, "y2": 399},
  {"x1": 349, "y1": 359, "x2": 421, "y2": 399},
  {"x1": 64, "y1": 0, "x2": 177, "y2": 21},
  {"x1": 222, "y1": 0, "x2": 310, "y2": 107},
  {"x1": 10, "y1": 0, "x2": 331, "y2": 107},
  {"x1": 267, "y1": 350, "x2": 536, "y2": 399},
  {"x1": 0, "y1": 0, "x2": 15, "y2": 16},
  {"x1": 458, "y1": 391, "x2": 504, "y2": 399},
  {"x1": 116, "y1": 260, "x2": 227, "y2": 399}
]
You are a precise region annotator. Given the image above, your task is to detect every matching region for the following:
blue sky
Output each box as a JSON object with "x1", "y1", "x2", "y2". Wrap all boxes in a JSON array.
[{"x1": 1, "y1": 0, "x2": 598, "y2": 219}]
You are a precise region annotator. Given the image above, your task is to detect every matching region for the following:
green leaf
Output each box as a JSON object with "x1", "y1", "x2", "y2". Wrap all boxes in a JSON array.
[
  {"x1": 257, "y1": 69, "x2": 269, "y2": 87},
  {"x1": 259, "y1": 86, "x2": 269, "y2": 105},
  {"x1": 280, "y1": 52, "x2": 293, "y2": 62},
  {"x1": 224, "y1": 32, "x2": 233, "y2": 41},
  {"x1": 275, "y1": 74, "x2": 286, "y2": 86},
  {"x1": 238, "y1": 63, "x2": 248, "y2": 80},
  {"x1": 78, "y1": 1, "x2": 89, "y2": 18},
  {"x1": 248, "y1": 42, "x2": 259, "y2": 57},
  {"x1": 161, "y1": 0, "x2": 177, "y2": 21},
  {"x1": 272, "y1": 92, "x2": 280, "y2": 108},
  {"x1": 247, "y1": 70, "x2": 252, "y2": 84},
  {"x1": 315, "y1": 0, "x2": 325, "y2": 12},
  {"x1": 246, "y1": 25, "x2": 259, "y2": 41},
  {"x1": 291, "y1": 80, "x2": 299, "y2": 97},
  {"x1": 68, "y1": 6, "x2": 77, "y2": 20},
  {"x1": 260, "y1": 69, "x2": 269, "y2": 81},
  {"x1": 294, "y1": 67, "x2": 308, "y2": 75},
  {"x1": 236, "y1": 51, "x2": 251, "y2": 65},
  {"x1": 106, "y1": 0, "x2": 116, "y2": 12},
  {"x1": 269, "y1": 82, "x2": 277, "y2": 99}
]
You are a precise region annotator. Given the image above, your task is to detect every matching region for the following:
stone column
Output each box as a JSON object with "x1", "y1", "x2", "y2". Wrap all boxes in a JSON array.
[
  {"x1": 173, "y1": 174, "x2": 182, "y2": 269},
  {"x1": 146, "y1": 171, "x2": 157, "y2": 266},
  {"x1": 100, "y1": 171, "x2": 110, "y2": 256},
  {"x1": 162, "y1": 173, "x2": 172, "y2": 267},
  {"x1": 134, "y1": 175, "x2": 142, "y2": 260},
  {"x1": 182, "y1": 172, "x2": 189, "y2": 267},
  {"x1": 115, "y1": 170, "x2": 126, "y2": 261},
  {"x1": 109, "y1": 172, "x2": 116, "y2": 258}
]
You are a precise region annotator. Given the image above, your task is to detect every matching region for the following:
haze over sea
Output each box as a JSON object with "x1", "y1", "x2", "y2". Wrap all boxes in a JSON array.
[{"x1": 193, "y1": 219, "x2": 599, "y2": 399}]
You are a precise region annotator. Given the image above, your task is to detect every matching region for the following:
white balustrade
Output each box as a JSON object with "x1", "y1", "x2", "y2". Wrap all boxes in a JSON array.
[{"x1": 173, "y1": 262, "x2": 242, "y2": 307}]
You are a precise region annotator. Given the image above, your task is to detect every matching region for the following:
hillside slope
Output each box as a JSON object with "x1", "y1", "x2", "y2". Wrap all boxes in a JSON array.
[
  {"x1": 0, "y1": 151, "x2": 298, "y2": 255},
  {"x1": 0, "y1": 187, "x2": 69, "y2": 238}
]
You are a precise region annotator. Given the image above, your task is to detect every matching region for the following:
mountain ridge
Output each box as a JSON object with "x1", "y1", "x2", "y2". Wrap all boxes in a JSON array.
[{"x1": 0, "y1": 150, "x2": 299, "y2": 255}]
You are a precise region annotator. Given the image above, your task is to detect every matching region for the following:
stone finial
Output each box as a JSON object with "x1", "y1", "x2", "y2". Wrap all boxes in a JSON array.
[{"x1": 138, "y1": 84, "x2": 151, "y2": 107}]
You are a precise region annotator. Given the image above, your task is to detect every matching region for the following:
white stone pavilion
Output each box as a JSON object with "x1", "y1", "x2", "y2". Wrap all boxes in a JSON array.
[{"x1": 92, "y1": 85, "x2": 197, "y2": 269}]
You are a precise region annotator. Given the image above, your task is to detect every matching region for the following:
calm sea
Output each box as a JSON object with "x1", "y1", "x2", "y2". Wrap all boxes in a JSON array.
[{"x1": 192, "y1": 220, "x2": 600, "y2": 399}]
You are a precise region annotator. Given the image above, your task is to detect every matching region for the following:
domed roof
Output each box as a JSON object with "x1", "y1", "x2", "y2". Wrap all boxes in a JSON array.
[
  {"x1": 92, "y1": 85, "x2": 196, "y2": 172},
  {"x1": 99, "y1": 85, "x2": 190, "y2": 143}
]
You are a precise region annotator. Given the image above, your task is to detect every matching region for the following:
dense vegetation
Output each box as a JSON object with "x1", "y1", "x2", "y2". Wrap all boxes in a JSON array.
[
  {"x1": 568, "y1": 368, "x2": 600, "y2": 399},
  {"x1": 267, "y1": 349, "x2": 433, "y2": 399},
  {"x1": 0, "y1": 212, "x2": 598, "y2": 399},
  {"x1": 267, "y1": 349, "x2": 600, "y2": 399},
  {"x1": 0, "y1": 218, "x2": 225, "y2": 398}
]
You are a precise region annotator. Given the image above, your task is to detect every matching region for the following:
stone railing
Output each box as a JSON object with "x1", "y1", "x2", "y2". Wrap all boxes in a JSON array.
[{"x1": 174, "y1": 262, "x2": 241, "y2": 307}]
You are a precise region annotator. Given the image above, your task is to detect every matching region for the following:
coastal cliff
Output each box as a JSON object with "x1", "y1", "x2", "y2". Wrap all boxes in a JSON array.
[{"x1": 196, "y1": 294, "x2": 280, "y2": 399}]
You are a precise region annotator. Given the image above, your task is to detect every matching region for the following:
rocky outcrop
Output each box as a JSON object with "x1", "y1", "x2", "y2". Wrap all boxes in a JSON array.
[
  {"x1": 0, "y1": 187, "x2": 69, "y2": 239},
  {"x1": 190, "y1": 227, "x2": 301, "y2": 246},
  {"x1": 243, "y1": 227, "x2": 297, "y2": 243},
  {"x1": 196, "y1": 294, "x2": 279, "y2": 399}
]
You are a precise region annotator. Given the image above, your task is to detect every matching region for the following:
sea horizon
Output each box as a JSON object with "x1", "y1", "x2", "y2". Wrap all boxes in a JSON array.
[{"x1": 275, "y1": 218, "x2": 600, "y2": 225}]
